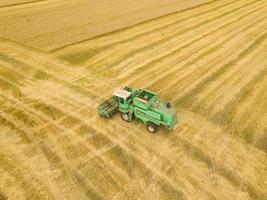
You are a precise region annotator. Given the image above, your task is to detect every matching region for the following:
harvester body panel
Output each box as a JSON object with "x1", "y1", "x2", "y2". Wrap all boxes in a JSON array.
[{"x1": 97, "y1": 86, "x2": 178, "y2": 132}]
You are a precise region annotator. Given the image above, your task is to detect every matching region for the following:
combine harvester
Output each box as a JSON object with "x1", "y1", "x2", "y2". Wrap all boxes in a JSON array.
[{"x1": 97, "y1": 86, "x2": 177, "y2": 133}]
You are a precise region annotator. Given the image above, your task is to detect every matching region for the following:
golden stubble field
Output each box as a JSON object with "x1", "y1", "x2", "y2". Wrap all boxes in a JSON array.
[{"x1": 0, "y1": 0, "x2": 267, "y2": 199}]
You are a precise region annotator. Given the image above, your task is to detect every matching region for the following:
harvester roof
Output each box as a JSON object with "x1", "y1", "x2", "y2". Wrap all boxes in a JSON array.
[{"x1": 113, "y1": 89, "x2": 131, "y2": 99}]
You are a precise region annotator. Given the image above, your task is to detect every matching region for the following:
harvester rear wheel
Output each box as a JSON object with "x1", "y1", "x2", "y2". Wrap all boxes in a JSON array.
[
  {"x1": 121, "y1": 112, "x2": 130, "y2": 122},
  {"x1": 146, "y1": 123, "x2": 158, "y2": 133}
]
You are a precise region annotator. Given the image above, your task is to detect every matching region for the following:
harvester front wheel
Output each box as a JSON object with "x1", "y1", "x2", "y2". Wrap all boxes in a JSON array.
[
  {"x1": 121, "y1": 113, "x2": 130, "y2": 122},
  {"x1": 146, "y1": 123, "x2": 158, "y2": 133}
]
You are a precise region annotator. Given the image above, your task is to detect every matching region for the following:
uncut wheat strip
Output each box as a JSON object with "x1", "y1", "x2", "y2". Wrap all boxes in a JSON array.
[
  {"x1": 86, "y1": 0, "x2": 252, "y2": 71},
  {"x1": 177, "y1": 109, "x2": 267, "y2": 196},
  {"x1": 49, "y1": 94, "x2": 258, "y2": 199},
  {"x1": 84, "y1": 0, "x2": 238, "y2": 69},
  {"x1": 118, "y1": 2, "x2": 267, "y2": 84},
  {"x1": 194, "y1": 43, "x2": 267, "y2": 116},
  {"x1": 54, "y1": 0, "x2": 229, "y2": 54},
  {"x1": 166, "y1": 25, "x2": 267, "y2": 103},
  {"x1": 0, "y1": 92, "x2": 130, "y2": 189}
]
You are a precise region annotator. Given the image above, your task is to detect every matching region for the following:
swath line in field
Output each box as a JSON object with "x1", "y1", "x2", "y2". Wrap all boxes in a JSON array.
[
  {"x1": 83, "y1": 0, "x2": 243, "y2": 70},
  {"x1": 91, "y1": 0, "x2": 261, "y2": 73},
  {"x1": 122, "y1": 3, "x2": 267, "y2": 85}
]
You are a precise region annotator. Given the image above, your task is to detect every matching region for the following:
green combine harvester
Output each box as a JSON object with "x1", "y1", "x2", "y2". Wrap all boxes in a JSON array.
[{"x1": 97, "y1": 86, "x2": 177, "y2": 133}]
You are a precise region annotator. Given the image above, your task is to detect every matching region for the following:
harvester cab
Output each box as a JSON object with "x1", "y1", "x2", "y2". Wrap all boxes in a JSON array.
[{"x1": 97, "y1": 86, "x2": 178, "y2": 133}]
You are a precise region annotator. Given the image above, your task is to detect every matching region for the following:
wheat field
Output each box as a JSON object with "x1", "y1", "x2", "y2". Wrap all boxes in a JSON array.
[{"x1": 0, "y1": 0, "x2": 267, "y2": 199}]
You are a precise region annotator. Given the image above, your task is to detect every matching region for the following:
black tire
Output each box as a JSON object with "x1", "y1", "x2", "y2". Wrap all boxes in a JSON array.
[
  {"x1": 146, "y1": 123, "x2": 158, "y2": 133},
  {"x1": 121, "y1": 112, "x2": 130, "y2": 122}
]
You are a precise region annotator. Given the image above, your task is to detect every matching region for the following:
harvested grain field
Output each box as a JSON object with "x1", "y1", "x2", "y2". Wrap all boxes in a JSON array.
[
  {"x1": 0, "y1": 0, "x2": 267, "y2": 200},
  {"x1": 0, "y1": 0, "x2": 209, "y2": 51}
]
